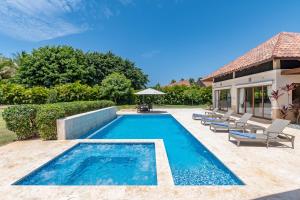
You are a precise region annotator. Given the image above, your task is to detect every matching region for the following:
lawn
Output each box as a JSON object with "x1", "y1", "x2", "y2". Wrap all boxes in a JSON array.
[{"x1": 0, "y1": 107, "x2": 16, "y2": 146}]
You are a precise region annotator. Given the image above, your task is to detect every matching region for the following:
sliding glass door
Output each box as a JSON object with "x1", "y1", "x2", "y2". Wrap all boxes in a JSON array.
[
  {"x1": 254, "y1": 87, "x2": 263, "y2": 117},
  {"x1": 238, "y1": 88, "x2": 245, "y2": 114},
  {"x1": 245, "y1": 88, "x2": 253, "y2": 114},
  {"x1": 238, "y1": 85, "x2": 271, "y2": 119},
  {"x1": 215, "y1": 89, "x2": 231, "y2": 111},
  {"x1": 263, "y1": 86, "x2": 272, "y2": 119}
]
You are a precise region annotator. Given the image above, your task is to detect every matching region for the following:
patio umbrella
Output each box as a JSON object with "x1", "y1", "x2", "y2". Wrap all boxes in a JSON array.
[
  {"x1": 135, "y1": 88, "x2": 165, "y2": 95},
  {"x1": 135, "y1": 88, "x2": 165, "y2": 105}
]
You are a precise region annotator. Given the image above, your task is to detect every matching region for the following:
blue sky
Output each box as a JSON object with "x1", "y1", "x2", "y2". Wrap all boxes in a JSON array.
[{"x1": 0, "y1": 0, "x2": 300, "y2": 86}]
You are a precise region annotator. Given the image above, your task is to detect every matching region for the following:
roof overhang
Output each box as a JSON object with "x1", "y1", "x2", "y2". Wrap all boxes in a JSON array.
[{"x1": 281, "y1": 67, "x2": 300, "y2": 75}]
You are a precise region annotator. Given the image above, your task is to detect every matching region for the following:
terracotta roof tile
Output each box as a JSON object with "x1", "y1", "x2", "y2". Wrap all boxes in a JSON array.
[
  {"x1": 203, "y1": 32, "x2": 300, "y2": 80},
  {"x1": 168, "y1": 80, "x2": 191, "y2": 86}
]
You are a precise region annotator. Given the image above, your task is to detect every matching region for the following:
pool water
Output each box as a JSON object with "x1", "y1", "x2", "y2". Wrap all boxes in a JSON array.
[
  {"x1": 15, "y1": 143, "x2": 157, "y2": 185},
  {"x1": 88, "y1": 115, "x2": 243, "y2": 185}
]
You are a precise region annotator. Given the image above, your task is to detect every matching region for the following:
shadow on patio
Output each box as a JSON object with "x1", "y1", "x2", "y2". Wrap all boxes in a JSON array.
[{"x1": 254, "y1": 189, "x2": 300, "y2": 200}]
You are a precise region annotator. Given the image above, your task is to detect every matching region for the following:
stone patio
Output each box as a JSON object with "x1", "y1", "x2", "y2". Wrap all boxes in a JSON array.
[{"x1": 0, "y1": 108, "x2": 300, "y2": 200}]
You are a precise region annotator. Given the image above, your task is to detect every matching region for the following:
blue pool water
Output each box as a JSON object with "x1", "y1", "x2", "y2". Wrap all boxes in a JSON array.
[
  {"x1": 15, "y1": 143, "x2": 157, "y2": 185},
  {"x1": 89, "y1": 115, "x2": 243, "y2": 185}
]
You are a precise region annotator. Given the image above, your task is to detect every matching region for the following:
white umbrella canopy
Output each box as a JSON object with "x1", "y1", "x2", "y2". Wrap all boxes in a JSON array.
[{"x1": 135, "y1": 88, "x2": 165, "y2": 95}]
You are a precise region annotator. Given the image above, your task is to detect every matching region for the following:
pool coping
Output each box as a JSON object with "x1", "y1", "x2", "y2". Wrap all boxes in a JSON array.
[
  {"x1": 77, "y1": 139, "x2": 174, "y2": 187},
  {"x1": 12, "y1": 139, "x2": 174, "y2": 187}
]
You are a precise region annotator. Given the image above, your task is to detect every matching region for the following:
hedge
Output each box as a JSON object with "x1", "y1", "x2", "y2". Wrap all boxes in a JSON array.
[
  {"x1": 2, "y1": 100, "x2": 115, "y2": 140},
  {"x1": 37, "y1": 100, "x2": 115, "y2": 140},
  {"x1": 2, "y1": 105, "x2": 39, "y2": 140}
]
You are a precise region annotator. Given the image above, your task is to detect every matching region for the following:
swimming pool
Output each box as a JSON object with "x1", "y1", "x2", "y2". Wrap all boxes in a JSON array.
[
  {"x1": 15, "y1": 143, "x2": 157, "y2": 185},
  {"x1": 88, "y1": 114, "x2": 243, "y2": 185}
]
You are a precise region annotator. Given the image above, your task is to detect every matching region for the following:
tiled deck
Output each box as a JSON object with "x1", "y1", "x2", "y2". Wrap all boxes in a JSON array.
[{"x1": 0, "y1": 108, "x2": 299, "y2": 200}]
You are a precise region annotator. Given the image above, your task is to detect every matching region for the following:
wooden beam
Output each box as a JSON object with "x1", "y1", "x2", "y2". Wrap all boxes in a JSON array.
[{"x1": 281, "y1": 67, "x2": 300, "y2": 75}]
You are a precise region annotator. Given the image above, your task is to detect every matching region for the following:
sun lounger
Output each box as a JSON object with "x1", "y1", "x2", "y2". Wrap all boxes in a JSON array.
[
  {"x1": 228, "y1": 119, "x2": 295, "y2": 148},
  {"x1": 201, "y1": 110, "x2": 234, "y2": 125},
  {"x1": 209, "y1": 113, "x2": 253, "y2": 132},
  {"x1": 192, "y1": 108, "x2": 218, "y2": 120}
]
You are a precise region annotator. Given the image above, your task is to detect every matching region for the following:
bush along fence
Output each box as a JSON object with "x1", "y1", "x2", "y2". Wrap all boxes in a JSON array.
[{"x1": 2, "y1": 100, "x2": 115, "y2": 140}]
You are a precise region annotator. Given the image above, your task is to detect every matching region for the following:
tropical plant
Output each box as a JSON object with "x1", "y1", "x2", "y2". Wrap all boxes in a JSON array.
[
  {"x1": 280, "y1": 105, "x2": 289, "y2": 119},
  {"x1": 270, "y1": 83, "x2": 299, "y2": 122},
  {"x1": 281, "y1": 83, "x2": 297, "y2": 105},
  {"x1": 270, "y1": 89, "x2": 283, "y2": 101}
]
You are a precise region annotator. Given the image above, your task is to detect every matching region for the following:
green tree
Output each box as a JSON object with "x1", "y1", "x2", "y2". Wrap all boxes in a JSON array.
[
  {"x1": 15, "y1": 46, "x2": 148, "y2": 89},
  {"x1": 101, "y1": 73, "x2": 132, "y2": 104},
  {"x1": 15, "y1": 46, "x2": 87, "y2": 87},
  {"x1": 85, "y1": 51, "x2": 148, "y2": 89},
  {"x1": 188, "y1": 78, "x2": 195, "y2": 85},
  {"x1": 183, "y1": 88, "x2": 198, "y2": 105},
  {"x1": 170, "y1": 79, "x2": 176, "y2": 84}
]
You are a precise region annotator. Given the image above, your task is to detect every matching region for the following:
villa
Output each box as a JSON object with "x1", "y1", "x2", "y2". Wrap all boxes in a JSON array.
[{"x1": 203, "y1": 32, "x2": 300, "y2": 120}]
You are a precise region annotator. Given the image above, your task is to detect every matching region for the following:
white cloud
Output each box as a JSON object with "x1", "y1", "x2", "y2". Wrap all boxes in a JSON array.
[
  {"x1": 102, "y1": 7, "x2": 114, "y2": 19},
  {"x1": 0, "y1": 0, "x2": 86, "y2": 41},
  {"x1": 141, "y1": 50, "x2": 160, "y2": 58},
  {"x1": 0, "y1": 0, "x2": 136, "y2": 42}
]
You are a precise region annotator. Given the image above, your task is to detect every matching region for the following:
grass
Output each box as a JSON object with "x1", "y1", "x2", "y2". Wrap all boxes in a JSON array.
[
  {"x1": 0, "y1": 107, "x2": 16, "y2": 146},
  {"x1": 117, "y1": 104, "x2": 208, "y2": 110}
]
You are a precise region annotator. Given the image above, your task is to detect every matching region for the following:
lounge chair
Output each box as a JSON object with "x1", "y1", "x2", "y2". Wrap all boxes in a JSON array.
[
  {"x1": 209, "y1": 113, "x2": 253, "y2": 132},
  {"x1": 201, "y1": 110, "x2": 234, "y2": 125},
  {"x1": 228, "y1": 119, "x2": 295, "y2": 148},
  {"x1": 192, "y1": 108, "x2": 218, "y2": 120}
]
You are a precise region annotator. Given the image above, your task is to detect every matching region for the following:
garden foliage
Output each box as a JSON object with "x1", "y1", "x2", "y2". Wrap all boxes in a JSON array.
[
  {"x1": 2, "y1": 100, "x2": 115, "y2": 140},
  {"x1": 2, "y1": 105, "x2": 38, "y2": 140}
]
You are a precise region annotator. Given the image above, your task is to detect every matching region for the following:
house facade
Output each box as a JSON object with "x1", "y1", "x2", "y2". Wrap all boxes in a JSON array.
[{"x1": 202, "y1": 32, "x2": 300, "y2": 120}]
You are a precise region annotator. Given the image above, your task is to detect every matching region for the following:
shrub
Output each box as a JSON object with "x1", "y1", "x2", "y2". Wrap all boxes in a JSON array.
[
  {"x1": 36, "y1": 104, "x2": 65, "y2": 140},
  {"x1": 36, "y1": 100, "x2": 115, "y2": 140},
  {"x1": 2, "y1": 105, "x2": 38, "y2": 139},
  {"x1": 54, "y1": 82, "x2": 99, "y2": 102},
  {"x1": 0, "y1": 82, "x2": 106, "y2": 105},
  {"x1": 0, "y1": 83, "x2": 50, "y2": 104},
  {"x1": 25, "y1": 86, "x2": 49, "y2": 104},
  {"x1": 0, "y1": 83, "x2": 27, "y2": 104}
]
